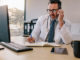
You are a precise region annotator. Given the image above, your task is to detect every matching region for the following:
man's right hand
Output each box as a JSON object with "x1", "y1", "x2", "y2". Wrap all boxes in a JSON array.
[{"x1": 27, "y1": 36, "x2": 35, "y2": 43}]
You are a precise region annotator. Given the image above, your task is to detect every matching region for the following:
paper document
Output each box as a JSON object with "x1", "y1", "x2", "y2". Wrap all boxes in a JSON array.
[{"x1": 25, "y1": 42, "x2": 61, "y2": 47}]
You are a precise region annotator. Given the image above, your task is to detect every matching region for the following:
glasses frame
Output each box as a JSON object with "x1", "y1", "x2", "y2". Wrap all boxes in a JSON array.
[{"x1": 47, "y1": 9, "x2": 59, "y2": 13}]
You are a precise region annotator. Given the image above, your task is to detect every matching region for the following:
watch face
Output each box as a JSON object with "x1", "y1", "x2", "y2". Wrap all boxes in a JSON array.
[{"x1": 51, "y1": 47, "x2": 68, "y2": 55}]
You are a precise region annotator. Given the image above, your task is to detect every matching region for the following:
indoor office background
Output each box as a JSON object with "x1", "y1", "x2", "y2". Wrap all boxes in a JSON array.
[
  {"x1": 25, "y1": 0, "x2": 80, "y2": 40},
  {"x1": 0, "y1": 0, "x2": 80, "y2": 39}
]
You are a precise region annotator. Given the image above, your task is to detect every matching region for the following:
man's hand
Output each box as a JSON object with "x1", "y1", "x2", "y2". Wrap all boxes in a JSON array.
[
  {"x1": 58, "y1": 9, "x2": 64, "y2": 29},
  {"x1": 27, "y1": 36, "x2": 35, "y2": 43}
]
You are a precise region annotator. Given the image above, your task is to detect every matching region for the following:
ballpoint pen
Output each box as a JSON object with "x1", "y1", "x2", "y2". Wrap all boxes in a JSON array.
[{"x1": 30, "y1": 34, "x2": 32, "y2": 38}]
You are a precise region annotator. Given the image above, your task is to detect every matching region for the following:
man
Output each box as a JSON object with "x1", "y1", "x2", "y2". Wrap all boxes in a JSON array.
[{"x1": 27, "y1": 0, "x2": 72, "y2": 44}]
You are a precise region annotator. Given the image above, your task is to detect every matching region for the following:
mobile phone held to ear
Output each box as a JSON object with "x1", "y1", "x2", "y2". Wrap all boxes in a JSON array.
[{"x1": 51, "y1": 47, "x2": 68, "y2": 55}]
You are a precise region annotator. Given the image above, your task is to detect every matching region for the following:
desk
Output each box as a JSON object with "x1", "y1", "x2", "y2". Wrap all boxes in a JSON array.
[{"x1": 0, "y1": 37, "x2": 80, "y2": 60}]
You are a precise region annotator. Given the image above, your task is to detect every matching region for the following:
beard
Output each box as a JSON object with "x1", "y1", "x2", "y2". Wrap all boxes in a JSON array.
[{"x1": 50, "y1": 14, "x2": 57, "y2": 19}]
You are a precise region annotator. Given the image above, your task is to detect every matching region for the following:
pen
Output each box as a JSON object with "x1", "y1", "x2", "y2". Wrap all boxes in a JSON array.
[
  {"x1": 30, "y1": 34, "x2": 32, "y2": 38},
  {"x1": 30, "y1": 34, "x2": 35, "y2": 42}
]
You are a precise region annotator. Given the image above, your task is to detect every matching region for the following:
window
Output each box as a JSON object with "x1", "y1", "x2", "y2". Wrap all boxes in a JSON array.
[{"x1": 0, "y1": 0, "x2": 24, "y2": 36}]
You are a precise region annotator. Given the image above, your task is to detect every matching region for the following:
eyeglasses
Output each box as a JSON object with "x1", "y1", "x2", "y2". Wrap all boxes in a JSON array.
[{"x1": 47, "y1": 9, "x2": 58, "y2": 13}]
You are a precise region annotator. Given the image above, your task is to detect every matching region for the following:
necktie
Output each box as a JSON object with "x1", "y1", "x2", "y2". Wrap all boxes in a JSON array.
[{"x1": 48, "y1": 20, "x2": 56, "y2": 42}]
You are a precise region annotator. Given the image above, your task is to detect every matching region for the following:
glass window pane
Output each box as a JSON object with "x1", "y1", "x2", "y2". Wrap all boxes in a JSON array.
[{"x1": 0, "y1": 0, "x2": 24, "y2": 36}]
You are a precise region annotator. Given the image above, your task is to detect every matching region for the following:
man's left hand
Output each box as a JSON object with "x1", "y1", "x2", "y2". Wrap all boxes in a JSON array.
[{"x1": 58, "y1": 9, "x2": 64, "y2": 29}]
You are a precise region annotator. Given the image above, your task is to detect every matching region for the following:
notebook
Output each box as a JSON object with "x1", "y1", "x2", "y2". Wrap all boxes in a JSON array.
[{"x1": 24, "y1": 42, "x2": 61, "y2": 47}]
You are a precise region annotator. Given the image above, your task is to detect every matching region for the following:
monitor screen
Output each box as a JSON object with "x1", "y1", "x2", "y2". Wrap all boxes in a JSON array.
[{"x1": 0, "y1": 5, "x2": 10, "y2": 42}]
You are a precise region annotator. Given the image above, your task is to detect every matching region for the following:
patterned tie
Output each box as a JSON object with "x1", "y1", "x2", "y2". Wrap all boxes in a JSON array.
[{"x1": 48, "y1": 20, "x2": 56, "y2": 42}]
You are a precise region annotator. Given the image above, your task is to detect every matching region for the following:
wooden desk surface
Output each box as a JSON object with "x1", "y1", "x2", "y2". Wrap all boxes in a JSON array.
[{"x1": 0, "y1": 36, "x2": 80, "y2": 60}]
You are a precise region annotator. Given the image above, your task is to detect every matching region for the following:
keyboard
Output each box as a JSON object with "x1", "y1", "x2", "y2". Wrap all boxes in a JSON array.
[{"x1": 0, "y1": 42, "x2": 33, "y2": 52}]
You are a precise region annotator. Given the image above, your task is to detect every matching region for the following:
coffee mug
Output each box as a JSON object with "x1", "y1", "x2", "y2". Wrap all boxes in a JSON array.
[{"x1": 71, "y1": 41, "x2": 80, "y2": 58}]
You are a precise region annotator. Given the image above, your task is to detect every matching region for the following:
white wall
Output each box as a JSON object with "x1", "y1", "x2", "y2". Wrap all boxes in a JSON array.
[
  {"x1": 26, "y1": 0, "x2": 80, "y2": 22},
  {"x1": 26, "y1": 0, "x2": 49, "y2": 21},
  {"x1": 61, "y1": 0, "x2": 80, "y2": 23}
]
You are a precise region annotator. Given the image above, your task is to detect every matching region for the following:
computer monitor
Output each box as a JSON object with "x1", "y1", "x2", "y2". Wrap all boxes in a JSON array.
[{"x1": 0, "y1": 5, "x2": 10, "y2": 42}]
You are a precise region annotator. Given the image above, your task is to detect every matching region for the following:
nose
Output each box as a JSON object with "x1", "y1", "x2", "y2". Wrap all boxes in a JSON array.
[{"x1": 50, "y1": 11, "x2": 56, "y2": 16}]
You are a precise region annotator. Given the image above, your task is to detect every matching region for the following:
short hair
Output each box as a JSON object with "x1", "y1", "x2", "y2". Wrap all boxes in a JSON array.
[{"x1": 48, "y1": 0, "x2": 62, "y2": 9}]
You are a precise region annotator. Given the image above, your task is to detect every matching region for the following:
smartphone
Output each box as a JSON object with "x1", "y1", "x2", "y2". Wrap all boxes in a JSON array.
[{"x1": 51, "y1": 47, "x2": 68, "y2": 55}]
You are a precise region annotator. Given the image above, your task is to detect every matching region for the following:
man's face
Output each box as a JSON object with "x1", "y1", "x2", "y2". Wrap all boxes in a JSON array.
[{"x1": 47, "y1": 3, "x2": 59, "y2": 19}]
